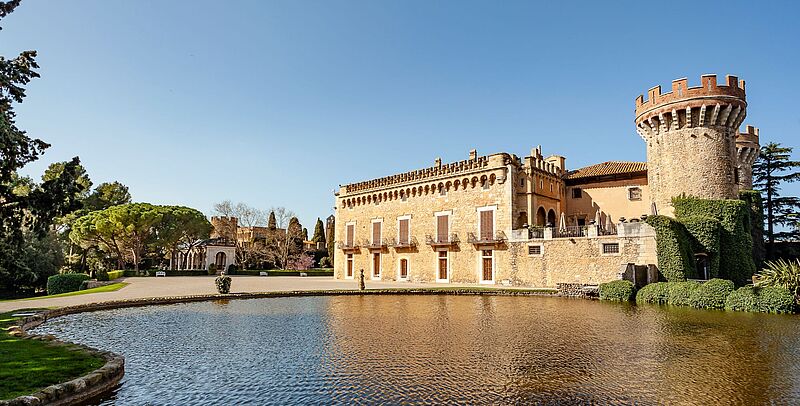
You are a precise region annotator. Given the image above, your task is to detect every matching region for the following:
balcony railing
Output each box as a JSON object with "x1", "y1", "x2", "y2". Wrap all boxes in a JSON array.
[
  {"x1": 425, "y1": 233, "x2": 460, "y2": 247},
  {"x1": 467, "y1": 231, "x2": 507, "y2": 246},
  {"x1": 553, "y1": 226, "x2": 586, "y2": 238},
  {"x1": 336, "y1": 241, "x2": 360, "y2": 251},
  {"x1": 528, "y1": 227, "x2": 544, "y2": 239},
  {"x1": 365, "y1": 238, "x2": 389, "y2": 251},
  {"x1": 388, "y1": 236, "x2": 418, "y2": 249}
]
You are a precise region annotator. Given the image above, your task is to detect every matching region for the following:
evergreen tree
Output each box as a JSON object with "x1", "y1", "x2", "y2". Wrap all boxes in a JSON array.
[
  {"x1": 268, "y1": 210, "x2": 277, "y2": 230},
  {"x1": 326, "y1": 216, "x2": 335, "y2": 264},
  {"x1": 302, "y1": 227, "x2": 308, "y2": 241},
  {"x1": 311, "y1": 218, "x2": 326, "y2": 243},
  {"x1": 753, "y1": 142, "x2": 800, "y2": 259}
]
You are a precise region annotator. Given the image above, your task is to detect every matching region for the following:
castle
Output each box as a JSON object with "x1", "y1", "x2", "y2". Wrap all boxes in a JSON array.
[{"x1": 332, "y1": 74, "x2": 760, "y2": 287}]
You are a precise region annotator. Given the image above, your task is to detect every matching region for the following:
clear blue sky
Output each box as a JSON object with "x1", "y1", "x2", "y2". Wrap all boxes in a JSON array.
[{"x1": 2, "y1": 0, "x2": 798, "y2": 229}]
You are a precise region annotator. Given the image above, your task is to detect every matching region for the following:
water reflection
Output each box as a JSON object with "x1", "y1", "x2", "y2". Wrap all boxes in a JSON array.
[{"x1": 33, "y1": 295, "x2": 800, "y2": 405}]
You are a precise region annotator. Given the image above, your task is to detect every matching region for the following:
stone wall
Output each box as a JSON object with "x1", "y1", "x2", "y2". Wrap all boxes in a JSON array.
[{"x1": 565, "y1": 177, "x2": 650, "y2": 224}]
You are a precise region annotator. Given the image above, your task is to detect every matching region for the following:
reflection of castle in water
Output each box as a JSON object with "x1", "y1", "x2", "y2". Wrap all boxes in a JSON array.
[{"x1": 321, "y1": 295, "x2": 786, "y2": 404}]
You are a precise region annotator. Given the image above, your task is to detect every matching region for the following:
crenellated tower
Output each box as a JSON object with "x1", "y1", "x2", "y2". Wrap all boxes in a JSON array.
[
  {"x1": 735, "y1": 125, "x2": 760, "y2": 191},
  {"x1": 635, "y1": 74, "x2": 747, "y2": 216}
]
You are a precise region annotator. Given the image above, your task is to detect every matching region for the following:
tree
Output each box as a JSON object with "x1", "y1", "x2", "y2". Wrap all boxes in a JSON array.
[
  {"x1": 302, "y1": 227, "x2": 308, "y2": 241},
  {"x1": 753, "y1": 142, "x2": 800, "y2": 258},
  {"x1": 283, "y1": 217, "x2": 304, "y2": 269},
  {"x1": 326, "y1": 216, "x2": 335, "y2": 265},
  {"x1": 156, "y1": 206, "x2": 212, "y2": 270},
  {"x1": 312, "y1": 218, "x2": 326, "y2": 243},
  {"x1": 212, "y1": 200, "x2": 268, "y2": 268},
  {"x1": 268, "y1": 211, "x2": 277, "y2": 230},
  {"x1": 42, "y1": 161, "x2": 92, "y2": 200},
  {"x1": 84, "y1": 181, "x2": 131, "y2": 211}
]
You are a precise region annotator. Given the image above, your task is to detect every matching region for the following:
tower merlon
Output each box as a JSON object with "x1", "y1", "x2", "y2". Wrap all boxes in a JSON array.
[{"x1": 635, "y1": 74, "x2": 746, "y2": 123}]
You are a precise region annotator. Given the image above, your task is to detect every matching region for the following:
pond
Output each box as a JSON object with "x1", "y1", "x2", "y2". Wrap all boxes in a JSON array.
[{"x1": 33, "y1": 295, "x2": 800, "y2": 405}]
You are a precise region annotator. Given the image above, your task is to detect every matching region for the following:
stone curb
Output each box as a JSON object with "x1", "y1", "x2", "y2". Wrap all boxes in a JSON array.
[{"x1": 0, "y1": 287, "x2": 562, "y2": 404}]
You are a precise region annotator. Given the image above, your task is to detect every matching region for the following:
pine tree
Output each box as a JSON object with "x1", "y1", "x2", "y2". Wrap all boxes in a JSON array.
[
  {"x1": 268, "y1": 211, "x2": 277, "y2": 230},
  {"x1": 753, "y1": 142, "x2": 800, "y2": 259}
]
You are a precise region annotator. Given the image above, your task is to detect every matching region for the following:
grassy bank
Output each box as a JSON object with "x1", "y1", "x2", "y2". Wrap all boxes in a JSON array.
[
  {"x1": 0, "y1": 282, "x2": 128, "y2": 303},
  {"x1": 0, "y1": 310, "x2": 105, "y2": 400}
]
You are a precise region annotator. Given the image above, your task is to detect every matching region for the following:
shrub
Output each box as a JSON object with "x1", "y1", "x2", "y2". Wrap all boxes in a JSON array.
[
  {"x1": 96, "y1": 269, "x2": 110, "y2": 281},
  {"x1": 755, "y1": 259, "x2": 800, "y2": 299},
  {"x1": 107, "y1": 270, "x2": 125, "y2": 280},
  {"x1": 47, "y1": 273, "x2": 91, "y2": 295},
  {"x1": 636, "y1": 282, "x2": 671, "y2": 305},
  {"x1": 725, "y1": 286, "x2": 796, "y2": 313},
  {"x1": 227, "y1": 264, "x2": 238, "y2": 275},
  {"x1": 689, "y1": 278, "x2": 735, "y2": 309},
  {"x1": 756, "y1": 286, "x2": 795, "y2": 313},
  {"x1": 724, "y1": 286, "x2": 759, "y2": 312},
  {"x1": 599, "y1": 280, "x2": 635, "y2": 302},
  {"x1": 208, "y1": 264, "x2": 217, "y2": 275},
  {"x1": 215, "y1": 275, "x2": 231, "y2": 294},
  {"x1": 668, "y1": 281, "x2": 701, "y2": 306}
]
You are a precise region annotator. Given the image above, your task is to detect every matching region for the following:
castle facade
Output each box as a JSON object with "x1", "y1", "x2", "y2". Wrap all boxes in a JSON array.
[{"x1": 333, "y1": 74, "x2": 760, "y2": 287}]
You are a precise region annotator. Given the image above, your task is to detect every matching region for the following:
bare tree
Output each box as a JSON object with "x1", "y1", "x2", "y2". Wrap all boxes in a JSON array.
[
  {"x1": 266, "y1": 207, "x2": 298, "y2": 269},
  {"x1": 212, "y1": 200, "x2": 269, "y2": 268}
]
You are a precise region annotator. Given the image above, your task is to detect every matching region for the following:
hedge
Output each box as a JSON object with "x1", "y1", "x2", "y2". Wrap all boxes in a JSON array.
[
  {"x1": 599, "y1": 280, "x2": 635, "y2": 302},
  {"x1": 107, "y1": 270, "x2": 125, "y2": 280},
  {"x1": 47, "y1": 273, "x2": 91, "y2": 295},
  {"x1": 636, "y1": 282, "x2": 670, "y2": 305},
  {"x1": 739, "y1": 190, "x2": 765, "y2": 269},
  {"x1": 688, "y1": 278, "x2": 735, "y2": 309},
  {"x1": 681, "y1": 215, "x2": 721, "y2": 279},
  {"x1": 234, "y1": 269, "x2": 334, "y2": 277},
  {"x1": 673, "y1": 196, "x2": 755, "y2": 286},
  {"x1": 667, "y1": 281, "x2": 701, "y2": 306}
]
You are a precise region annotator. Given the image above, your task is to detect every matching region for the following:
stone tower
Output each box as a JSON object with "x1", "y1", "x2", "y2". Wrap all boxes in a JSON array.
[
  {"x1": 635, "y1": 74, "x2": 747, "y2": 216},
  {"x1": 735, "y1": 125, "x2": 760, "y2": 190},
  {"x1": 210, "y1": 216, "x2": 238, "y2": 240}
]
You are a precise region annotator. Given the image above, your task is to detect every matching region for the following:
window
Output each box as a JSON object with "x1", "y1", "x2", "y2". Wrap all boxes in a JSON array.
[
  {"x1": 628, "y1": 187, "x2": 642, "y2": 201},
  {"x1": 481, "y1": 249, "x2": 493, "y2": 282},
  {"x1": 398, "y1": 218, "x2": 410, "y2": 245},
  {"x1": 346, "y1": 254, "x2": 354, "y2": 277},
  {"x1": 602, "y1": 243, "x2": 620, "y2": 254},
  {"x1": 572, "y1": 188, "x2": 582, "y2": 199},
  {"x1": 520, "y1": 178, "x2": 525, "y2": 186},
  {"x1": 479, "y1": 209, "x2": 494, "y2": 241},
  {"x1": 436, "y1": 214, "x2": 449, "y2": 243},
  {"x1": 372, "y1": 221, "x2": 382, "y2": 245},
  {"x1": 346, "y1": 224, "x2": 355, "y2": 247},
  {"x1": 528, "y1": 245, "x2": 542, "y2": 256},
  {"x1": 482, "y1": 181, "x2": 490, "y2": 190},
  {"x1": 540, "y1": 179, "x2": 544, "y2": 189},
  {"x1": 439, "y1": 187, "x2": 447, "y2": 196},
  {"x1": 549, "y1": 183, "x2": 553, "y2": 192},
  {"x1": 372, "y1": 252, "x2": 381, "y2": 278},
  {"x1": 437, "y1": 250, "x2": 448, "y2": 281},
  {"x1": 401, "y1": 194, "x2": 408, "y2": 202},
  {"x1": 399, "y1": 258, "x2": 408, "y2": 279}
]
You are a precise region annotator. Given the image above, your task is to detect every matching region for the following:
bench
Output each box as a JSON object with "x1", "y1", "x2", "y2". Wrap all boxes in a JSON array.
[
  {"x1": 155, "y1": 271, "x2": 166, "y2": 277},
  {"x1": 300, "y1": 272, "x2": 308, "y2": 277},
  {"x1": 259, "y1": 272, "x2": 268, "y2": 277}
]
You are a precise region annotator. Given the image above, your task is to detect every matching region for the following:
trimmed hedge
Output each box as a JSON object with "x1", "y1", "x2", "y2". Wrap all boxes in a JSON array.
[
  {"x1": 725, "y1": 286, "x2": 795, "y2": 313},
  {"x1": 688, "y1": 278, "x2": 735, "y2": 309},
  {"x1": 599, "y1": 280, "x2": 635, "y2": 302},
  {"x1": 667, "y1": 281, "x2": 701, "y2": 306},
  {"x1": 47, "y1": 273, "x2": 91, "y2": 295},
  {"x1": 234, "y1": 269, "x2": 334, "y2": 277},
  {"x1": 107, "y1": 270, "x2": 125, "y2": 280},
  {"x1": 636, "y1": 282, "x2": 670, "y2": 305}
]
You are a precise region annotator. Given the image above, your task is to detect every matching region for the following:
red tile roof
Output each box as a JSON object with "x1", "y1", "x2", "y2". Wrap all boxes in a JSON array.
[{"x1": 565, "y1": 161, "x2": 647, "y2": 180}]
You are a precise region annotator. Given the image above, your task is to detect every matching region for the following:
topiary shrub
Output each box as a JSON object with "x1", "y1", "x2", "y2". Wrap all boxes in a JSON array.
[
  {"x1": 107, "y1": 270, "x2": 125, "y2": 280},
  {"x1": 668, "y1": 281, "x2": 701, "y2": 306},
  {"x1": 47, "y1": 273, "x2": 91, "y2": 295},
  {"x1": 215, "y1": 275, "x2": 231, "y2": 294},
  {"x1": 725, "y1": 285, "x2": 795, "y2": 313},
  {"x1": 724, "y1": 286, "x2": 759, "y2": 312},
  {"x1": 689, "y1": 278, "x2": 735, "y2": 309},
  {"x1": 636, "y1": 282, "x2": 671, "y2": 305},
  {"x1": 96, "y1": 269, "x2": 110, "y2": 281},
  {"x1": 227, "y1": 264, "x2": 238, "y2": 275},
  {"x1": 599, "y1": 280, "x2": 635, "y2": 302},
  {"x1": 756, "y1": 286, "x2": 795, "y2": 314},
  {"x1": 207, "y1": 263, "x2": 217, "y2": 276}
]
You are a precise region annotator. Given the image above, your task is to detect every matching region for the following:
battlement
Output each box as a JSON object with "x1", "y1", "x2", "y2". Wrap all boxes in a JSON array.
[
  {"x1": 737, "y1": 124, "x2": 759, "y2": 143},
  {"x1": 635, "y1": 74, "x2": 746, "y2": 120},
  {"x1": 342, "y1": 152, "x2": 510, "y2": 195}
]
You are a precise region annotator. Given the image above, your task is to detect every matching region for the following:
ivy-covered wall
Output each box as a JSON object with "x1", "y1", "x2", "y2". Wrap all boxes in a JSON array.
[
  {"x1": 645, "y1": 196, "x2": 756, "y2": 286},
  {"x1": 739, "y1": 190, "x2": 765, "y2": 269}
]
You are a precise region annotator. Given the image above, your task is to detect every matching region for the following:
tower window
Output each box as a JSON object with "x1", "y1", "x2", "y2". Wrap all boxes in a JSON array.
[
  {"x1": 572, "y1": 188, "x2": 582, "y2": 199},
  {"x1": 628, "y1": 187, "x2": 642, "y2": 201}
]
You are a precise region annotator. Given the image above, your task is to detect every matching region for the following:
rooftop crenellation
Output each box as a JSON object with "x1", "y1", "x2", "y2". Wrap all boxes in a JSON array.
[{"x1": 635, "y1": 74, "x2": 746, "y2": 120}]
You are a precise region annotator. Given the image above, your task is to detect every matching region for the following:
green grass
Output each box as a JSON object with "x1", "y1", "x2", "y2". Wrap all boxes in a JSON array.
[
  {"x1": 1, "y1": 282, "x2": 128, "y2": 303},
  {"x1": 0, "y1": 310, "x2": 106, "y2": 400}
]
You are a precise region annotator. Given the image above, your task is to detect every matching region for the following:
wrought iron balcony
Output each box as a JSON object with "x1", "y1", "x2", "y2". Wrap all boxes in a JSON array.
[
  {"x1": 425, "y1": 233, "x2": 460, "y2": 247},
  {"x1": 467, "y1": 231, "x2": 507, "y2": 246},
  {"x1": 365, "y1": 238, "x2": 389, "y2": 251},
  {"x1": 336, "y1": 240, "x2": 360, "y2": 252},
  {"x1": 388, "y1": 236, "x2": 418, "y2": 249}
]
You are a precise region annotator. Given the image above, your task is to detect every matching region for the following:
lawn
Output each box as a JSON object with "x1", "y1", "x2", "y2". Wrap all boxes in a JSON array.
[
  {"x1": 0, "y1": 310, "x2": 106, "y2": 400},
  {"x1": 1, "y1": 282, "x2": 128, "y2": 303}
]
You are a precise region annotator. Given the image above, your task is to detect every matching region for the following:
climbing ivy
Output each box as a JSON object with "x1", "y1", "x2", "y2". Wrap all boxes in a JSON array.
[
  {"x1": 644, "y1": 215, "x2": 694, "y2": 281},
  {"x1": 739, "y1": 190, "x2": 765, "y2": 269}
]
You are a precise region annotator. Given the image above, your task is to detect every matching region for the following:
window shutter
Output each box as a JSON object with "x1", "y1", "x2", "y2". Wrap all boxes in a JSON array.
[
  {"x1": 347, "y1": 224, "x2": 354, "y2": 246},
  {"x1": 437, "y1": 215, "x2": 448, "y2": 242},
  {"x1": 372, "y1": 222, "x2": 381, "y2": 245},
  {"x1": 480, "y1": 210, "x2": 494, "y2": 240},
  {"x1": 399, "y1": 219, "x2": 409, "y2": 244}
]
